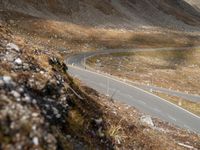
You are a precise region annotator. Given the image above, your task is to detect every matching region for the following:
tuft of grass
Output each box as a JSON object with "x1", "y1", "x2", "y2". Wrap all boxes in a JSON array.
[
  {"x1": 67, "y1": 109, "x2": 85, "y2": 133},
  {"x1": 154, "y1": 92, "x2": 200, "y2": 116},
  {"x1": 107, "y1": 119, "x2": 127, "y2": 144},
  {"x1": 88, "y1": 49, "x2": 200, "y2": 95}
]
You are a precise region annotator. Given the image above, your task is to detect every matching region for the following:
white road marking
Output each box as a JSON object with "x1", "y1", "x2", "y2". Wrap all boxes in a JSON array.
[{"x1": 68, "y1": 65, "x2": 200, "y2": 120}]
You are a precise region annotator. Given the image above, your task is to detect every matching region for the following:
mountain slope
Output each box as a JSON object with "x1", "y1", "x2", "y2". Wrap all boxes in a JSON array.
[
  {"x1": 0, "y1": 0, "x2": 200, "y2": 31},
  {"x1": 1, "y1": 0, "x2": 200, "y2": 149}
]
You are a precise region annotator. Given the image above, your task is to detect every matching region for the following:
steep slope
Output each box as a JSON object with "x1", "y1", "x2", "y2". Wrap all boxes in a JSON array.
[
  {"x1": 1, "y1": 1, "x2": 200, "y2": 149},
  {"x1": 0, "y1": 0, "x2": 200, "y2": 31},
  {"x1": 1, "y1": 23, "x2": 200, "y2": 150}
]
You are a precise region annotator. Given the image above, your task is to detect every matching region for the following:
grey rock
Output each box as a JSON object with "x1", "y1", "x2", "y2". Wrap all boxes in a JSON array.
[
  {"x1": 95, "y1": 118, "x2": 103, "y2": 125},
  {"x1": 23, "y1": 94, "x2": 31, "y2": 103},
  {"x1": 32, "y1": 99, "x2": 37, "y2": 104},
  {"x1": 32, "y1": 125, "x2": 37, "y2": 131},
  {"x1": 17, "y1": 87, "x2": 24, "y2": 93},
  {"x1": 2, "y1": 76, "x2": 12, "y2": 84},
  {"x1": 14, "y1": 58, "x2": 23, "y2": 65},
  {"x1": 66, "y1": 135, "x2": 71, "y2": 139},
  {"x1": 11, "y1": 90, "x2": 21, "y2": 99},
  {"x1": 40, "y1": 71, "x2": 45, "y2": 74},
  {"x1": 4, "y1": 51, "x2": 18, "y2": 62},
  {"x1": 6, "y1": 43, "x2": 20, "y2": 52},
  {"x1": 23, "y1": 63, "x2": 30, "y2": 70},
  {"x1": 140, "y1": 115, "x2": 154, "y2": 127},
  {"x1": 52, "y1": 107, "x2": 58, "y2": 114},
  {"x1": 56, "y1": 114, "x2": 61, "y2": 119},
  {"x1": 45, "y1": 104, "x2": 50, "y2": 109},
  {"x1": 98, "y1": 128, "x2": 104, "y2": 137},
  {"x1": 32, "y1": 113, "x2": 39, "y2": 117},
  {"x1": 32, "y1": 137, "x2": 39, "y2": 146}
]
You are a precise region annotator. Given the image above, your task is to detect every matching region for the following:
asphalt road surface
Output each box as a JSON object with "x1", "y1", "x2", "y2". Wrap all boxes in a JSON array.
[
  {"x1": 67, "y1": 47, "x2": 200, "y2": 102},
  {"x1": 66, "y1": 47, "x2": 200, "y2": 133}
]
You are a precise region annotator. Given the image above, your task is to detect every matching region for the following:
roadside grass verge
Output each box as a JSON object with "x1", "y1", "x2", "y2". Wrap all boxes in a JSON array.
[
  {"x1": 87, "y1": 49, "x2": 200, "y2": 116},
  {"x1": 87, "y1": 49, "x2": 200, "y2": 95},
  {"x1": 154, "y1": 92, "x2": 200, "y2": 116}
]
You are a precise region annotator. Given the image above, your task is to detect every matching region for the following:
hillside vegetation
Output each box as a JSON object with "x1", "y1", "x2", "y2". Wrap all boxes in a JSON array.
[
  {"x1": 0, "y1": 0, "x2": 200, "y2": 149},
  {"x1": 1, "y1": 0, "x2": 200, "y2": 31}
]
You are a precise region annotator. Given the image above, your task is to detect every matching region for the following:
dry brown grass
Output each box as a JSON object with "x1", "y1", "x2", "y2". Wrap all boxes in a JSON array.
[
  {"x1": 4, "y1": 9, "x2": 200, "y2": 53},
  {"x1": 80, "y1": 85, "x2": 200, "y2": 150},
  {"x1": 1, "y1": 10, "x2": 200, "y2": 149},
  {"x1": 88, "y1": 49, "x2": 200, "y2": 95},
  {"x1": 0, "y1": 9, "x2": 199, "y2": 149},
  {"x1": 87, "y1": 49, "x2": 200, "y2": 118},
  {"x1": 154, "y1": 92, "x2": 200, "y2": 116}
]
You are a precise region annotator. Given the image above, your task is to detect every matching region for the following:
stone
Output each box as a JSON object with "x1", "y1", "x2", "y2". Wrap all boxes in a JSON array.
[
  {"x1": 6, "y1": 43, "x2": 20, "y2": 52},
  {"x1": 45, "y1": 104, "x2": 50, "y2": 109},
  {"x1": 95, "y1": 118, "x2": 103, "y2": 125},
  {"x1": 11, "y1": 91, "x2": 21, "y2": 102},
  {"x1": 23, "y1": 95, "x2": 31, "y2": 103},
  {"x1": 32, "y1": 99, "x2": 37, "y2": 104},
  {"x1": 23, "y1": 63, "x2": 30, "y2": 70},
  {"x1": 42, "y1": 110, "x2": 47, "y2": 115},
  {"x1": 9, "y1": 20, "x2": 15, "y2": 24},
  {"x1": 140, "y1": 115, "x2": 154, "y2": 127},
  {"x1": 52, "y1": 107, "x2": 58, "y2": 114},
  {"x1": 33, "y1": 137, "x2": 39, "y2": 146},
  {"x1": 56, "y1": 114, "x2": 61, "y2": 119},
  {"x1": 32, "y1": 125, "x2": 37, "y2": 131},
  {"x1": 40, "y1": 71, "x2": 45, "y2": 74},
  {"x1": 14, "y1": 58, "x2": 23, "y2": 65},
  {"x1": 98, "y1": 128, "x2": 104, "y2": 137},
  {"x1": 2, "y1": 76, "x2": 12, "y2": 84},
  {"x1": 32, "y1": 113, "x2": 39, "y2": 117},
  {"x1": 66, "y1": 135, "x2": 71, "y2": 139}
]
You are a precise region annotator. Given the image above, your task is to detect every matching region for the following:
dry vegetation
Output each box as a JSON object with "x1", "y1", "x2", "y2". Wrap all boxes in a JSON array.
[
  {"x1": 87, "y1": 49, "x2": 200, "y2": 95},
  {"x1": 154, "y1": 92, "x2": 200, "y2": 116},
  {"x1": 2, "y1": 10, "x2": 200, "y2": 54},
  {"x1": 80, "y1": 84, "x2": 200, "y2": 150},
  {"x1": 1, "y1": 1, "x2": 200, "y2": 149},
  {"x1": 87, "y1": 49, "x2": 200, "y2": 118},
  {"x1": 1, "y1": 22, "x2": 200, "y2": 150}
]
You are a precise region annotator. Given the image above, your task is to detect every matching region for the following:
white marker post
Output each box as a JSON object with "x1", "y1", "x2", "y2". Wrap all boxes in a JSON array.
[
  {"x1": 84, "y1": 54, "x2": 86, "y2": 69},
  {"x1": 106, "y1": 76, "x2": 110, "y2": 96}
]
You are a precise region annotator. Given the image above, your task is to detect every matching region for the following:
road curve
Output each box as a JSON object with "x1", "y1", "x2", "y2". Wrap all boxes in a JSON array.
[
  {"x1": 67, "y1": 47, "x2": 200, "y2": 102},
  {"x1": 66, "y1": 47, "x2": 200, "y2": 133}
]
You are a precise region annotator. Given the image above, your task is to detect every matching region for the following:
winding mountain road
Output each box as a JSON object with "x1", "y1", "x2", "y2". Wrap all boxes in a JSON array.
[{"x1": 66, "y1": 47, "x2": 200, "y2": 133}]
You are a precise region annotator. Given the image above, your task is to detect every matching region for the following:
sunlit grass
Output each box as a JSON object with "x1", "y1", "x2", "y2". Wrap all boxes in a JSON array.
[{"x1": 154, "y1": 92, "x2": 200, "y2": 116}]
